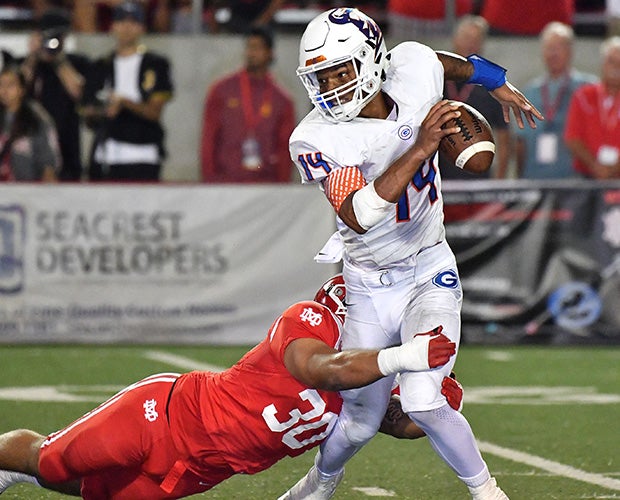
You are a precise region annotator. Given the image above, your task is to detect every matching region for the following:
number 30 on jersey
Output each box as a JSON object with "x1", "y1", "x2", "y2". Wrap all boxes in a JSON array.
[{"x1": 262, "y1": 389, "x2": 338, "y2": 450}]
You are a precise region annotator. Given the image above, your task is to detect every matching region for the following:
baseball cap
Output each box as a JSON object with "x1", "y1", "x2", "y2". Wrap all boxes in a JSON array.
[
  {"x1": 38, "y1": 8, "x2": 71, "y2": 33},
  {"x1": 113, "y1": 1, "x2": 145, "y2": 24}
]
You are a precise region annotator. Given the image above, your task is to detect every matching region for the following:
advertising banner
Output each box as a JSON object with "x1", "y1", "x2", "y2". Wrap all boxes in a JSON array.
[
  {"x1": 0, "y1": 185, "x2": 338, "y2": 345},
  {"x1": 443, "y1": 179, "x2": 620, "y2": 344},
  {"x1": 2, "y1": 181, "x2": 618, "y2": 345}
]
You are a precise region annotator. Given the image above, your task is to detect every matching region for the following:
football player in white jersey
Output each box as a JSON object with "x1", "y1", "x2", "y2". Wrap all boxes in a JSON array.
[{"x1": 279, "y1": 7, "x2": 544, "y2": 500}]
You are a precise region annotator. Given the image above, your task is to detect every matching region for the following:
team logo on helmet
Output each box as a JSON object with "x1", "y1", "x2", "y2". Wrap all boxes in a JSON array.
[{"x1": 328, "y1": 8, "x2": 382, "y2": 57}]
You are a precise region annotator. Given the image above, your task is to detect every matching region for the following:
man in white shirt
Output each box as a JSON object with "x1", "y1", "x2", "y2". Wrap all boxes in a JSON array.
[{"x1": 82, "y1": 0, "x2": 174, "y2": 181}]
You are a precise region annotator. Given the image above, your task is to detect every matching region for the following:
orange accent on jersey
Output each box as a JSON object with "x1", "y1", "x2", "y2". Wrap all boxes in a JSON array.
[
  {"x1": 324, "y1": 167, "x2": 367, "y2": 212},
  {"x1": 305, "y1": 55, "x2": 327, "y2": 66}
]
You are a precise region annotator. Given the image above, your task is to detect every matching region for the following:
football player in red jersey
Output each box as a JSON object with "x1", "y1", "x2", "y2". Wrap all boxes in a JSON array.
[{"x1": 0, "y1": 275, "x2": 462, "y2": 499}]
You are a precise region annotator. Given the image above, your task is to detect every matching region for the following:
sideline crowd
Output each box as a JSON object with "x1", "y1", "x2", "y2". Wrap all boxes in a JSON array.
[{"x1": 1, "y1": 1, "x2": 620, "y2": 182}]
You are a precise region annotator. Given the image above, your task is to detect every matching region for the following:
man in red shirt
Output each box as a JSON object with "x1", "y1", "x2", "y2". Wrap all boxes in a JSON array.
[
  {"x1": 565, "y1": 37, "x2": 620, "y2": 179},
  {"x1": 0, "y1": 276, "x2": 461, "y2": 499},
  {"x1": 201, "y1": 26, "x2": 296, "y2": 183}
]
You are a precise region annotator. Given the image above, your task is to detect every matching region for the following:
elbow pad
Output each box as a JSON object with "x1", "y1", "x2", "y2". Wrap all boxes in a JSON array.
[{"x1": 352, "y1": 181, "x2": 395, "y2": 230}]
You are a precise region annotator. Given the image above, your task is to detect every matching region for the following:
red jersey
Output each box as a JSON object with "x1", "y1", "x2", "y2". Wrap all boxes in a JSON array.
[
  {"x1": 168, "y1": 301, "x2": 343, "y2": 479},
  {"x1": 200, "y1": 69, "x2": 296, "y2": 183},
  {"x1": 565, "y1": 82, "x2": 620, "y2": 176}
]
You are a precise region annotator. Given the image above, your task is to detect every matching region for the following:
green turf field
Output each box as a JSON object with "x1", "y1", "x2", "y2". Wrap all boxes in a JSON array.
[{"x1": 0, "y1": 345, "x2": 618, "y2": 499}]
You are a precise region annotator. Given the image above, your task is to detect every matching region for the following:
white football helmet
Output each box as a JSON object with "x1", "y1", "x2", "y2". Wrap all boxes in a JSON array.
[{"x1": 297, "y1": 7, "x2": 388, "y2": 122}]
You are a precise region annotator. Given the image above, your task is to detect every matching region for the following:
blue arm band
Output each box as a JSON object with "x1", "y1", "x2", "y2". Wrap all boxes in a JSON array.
[{"x1": 466, "y1": 54, "x2": 507, "y2": 90}]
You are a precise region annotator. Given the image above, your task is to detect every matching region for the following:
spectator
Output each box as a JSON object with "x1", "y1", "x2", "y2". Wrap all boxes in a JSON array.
[
  {"x1": 386, "y1": 0, "x2": 474, "y2": 40},
  {"x1": 168, "y1": 0, "x2": 204, "y2": 33},
  {"x1": 0, "y1": 65, "x2": 60, "y2": 182},
  {"x1": 201, "y1": 26, "x2": 295, "y2": 183},
  {"x1": 441, "y1": 15, "x2": 510, "y2": 179},
  {"x1": 30, "y1": 0, "x2": 69, "y2": 21},
  {"x1": 565, "y1": 36, "x2": 620, "y2": 179},
  {"x1": 82, "y1": 0, "x2": 174, "y2": 182},
  {"x1": 215, "y1": 0, "x2": 285, "y2": 34},
  {"x1": 516, "y1": 22, "x2": 596, "y2": 179},
  {"x1": 163, "y1": 0, "x2": 218, "y2": 34},
  {"x1": 72, "y1": 0, "x2": 171, "y2": 33},
  {"x1": 609, "y1": 0, "x2": 620, "y2": 36},
  {"x1": 481, "y1": 0, "x2": 573, "y2": 36},
  {"x1": 20, "y1": 7, "x2": 90, "y2": 181}
]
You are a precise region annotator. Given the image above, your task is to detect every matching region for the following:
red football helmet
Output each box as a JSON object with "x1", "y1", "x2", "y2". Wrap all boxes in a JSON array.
[{"x1": 314, "y1": 274, "x2": 347, "y2": 324}]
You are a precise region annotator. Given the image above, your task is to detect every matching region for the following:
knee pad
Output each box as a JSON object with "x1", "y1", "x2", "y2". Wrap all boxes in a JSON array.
[{"x1": 339, "y1": 415, "x2": 381, "y2": 447}]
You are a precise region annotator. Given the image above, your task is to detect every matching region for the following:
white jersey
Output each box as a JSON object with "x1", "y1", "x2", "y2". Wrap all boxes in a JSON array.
[{"x1": 290, "y1": 42, "x2": 447, "y2": 269}]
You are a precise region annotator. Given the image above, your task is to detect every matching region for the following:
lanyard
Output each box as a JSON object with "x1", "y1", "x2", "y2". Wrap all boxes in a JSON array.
[
  {"x1": 597, "y1": 83, "x2": 620, "y2": 134},
  {"x1": 541, "y1": 76, "x2": 570, "y2": 124},
  {"x1": 239, "y1": 70, "x2": 274, "y2": 133},
  {"x1": 445, "y1": 81, "x2": 475, "y2": 103}
]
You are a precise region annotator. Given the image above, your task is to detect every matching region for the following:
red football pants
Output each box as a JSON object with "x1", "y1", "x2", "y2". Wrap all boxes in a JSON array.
[{"x1": 38, "y1": 373, "x2": 211, "y2": 499}]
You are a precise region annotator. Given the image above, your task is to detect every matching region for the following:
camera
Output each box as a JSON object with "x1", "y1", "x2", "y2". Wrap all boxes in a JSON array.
[
  {"x1": 38, "y1": 9, "x2": 71, "y2": 55},
  {"x1": 42, "y1": 28, "x2": 65, "y2": 54}
]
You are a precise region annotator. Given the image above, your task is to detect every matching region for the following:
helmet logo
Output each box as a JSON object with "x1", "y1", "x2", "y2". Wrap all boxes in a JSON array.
[{"x1": 328, "y1": 8, "x2": 382, "y2": 50}]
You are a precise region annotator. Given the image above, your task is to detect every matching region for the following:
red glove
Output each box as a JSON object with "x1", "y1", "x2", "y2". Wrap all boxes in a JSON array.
[
  {"x1": 441, "y1": 372, "x2": 464, "y2": 411},
  {"x1": 424, "y1": 326, "x2": 456, "y2": 368}
]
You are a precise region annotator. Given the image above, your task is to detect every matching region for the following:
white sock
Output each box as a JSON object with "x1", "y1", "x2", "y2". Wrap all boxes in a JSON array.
[
  {"x1": 461, "y1": 466, "x2": 492, "y2": 488},
  {"x1": 315, "y1": 454, "x2": 343, "y2": 482}
]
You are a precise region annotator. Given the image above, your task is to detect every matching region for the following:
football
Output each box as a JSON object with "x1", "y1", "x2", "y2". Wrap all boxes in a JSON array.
[{"x1": 439, "y1": 101, "x2": 495, "y2": 174}]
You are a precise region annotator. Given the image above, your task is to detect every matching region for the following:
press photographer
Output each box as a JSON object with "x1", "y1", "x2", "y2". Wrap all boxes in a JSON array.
[{"x1": 20, "y1": 8, "x2": 91, "y2": 181}]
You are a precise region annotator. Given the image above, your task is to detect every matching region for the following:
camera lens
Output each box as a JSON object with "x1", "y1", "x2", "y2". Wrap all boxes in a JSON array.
[{"x1": 44, "y1": 37, "x2": 60, "y2": 51}]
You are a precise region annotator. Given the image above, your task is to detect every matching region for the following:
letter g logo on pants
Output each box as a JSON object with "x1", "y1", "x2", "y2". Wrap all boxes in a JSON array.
[{"x1": 432, "y1": 270, "x2": 459, "y2": 289}]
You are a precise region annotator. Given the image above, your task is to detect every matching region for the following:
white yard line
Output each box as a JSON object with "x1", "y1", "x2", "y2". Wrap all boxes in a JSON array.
[
  {"x1": 478, "y1": 440, "x2": 620, "y2": 491},
  {"x1": 352, "y1": 487, "x2": 396, "y2": 497},
  {"x1": 142, "y1": 351, "x2": 620, "y2": 494},
  {"x1": 143, "y1": 350, "x2": 225, "y2": 373}
]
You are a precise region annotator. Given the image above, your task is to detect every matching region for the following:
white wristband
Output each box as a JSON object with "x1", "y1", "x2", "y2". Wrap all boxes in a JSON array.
[
  {"x1": 352, "y1": 180, "x2": 395, "y2": 230},
  {"x1": 376, "y1": 335, "x2": 431, "y2": 376}
]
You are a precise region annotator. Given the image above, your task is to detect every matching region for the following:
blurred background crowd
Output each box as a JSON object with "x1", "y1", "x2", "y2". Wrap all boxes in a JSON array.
[
  {"x1": 0, "y1": 0, "x2": 619, "y2": 183},
  {"x1": 0, "y1": 0, "x2": 611, "y2": 35}
]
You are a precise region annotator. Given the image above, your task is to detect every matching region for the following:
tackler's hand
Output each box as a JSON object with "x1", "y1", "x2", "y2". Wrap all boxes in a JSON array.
[
  {"x1": 425, "y1": 326, "x2": 457, "y2": 368},
  {"x1": 376, "y1": 325, "x2": 456, "y2": 375},
  {"x1": 441, "y1": 372, "x2": 464, "y2": 412}
]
